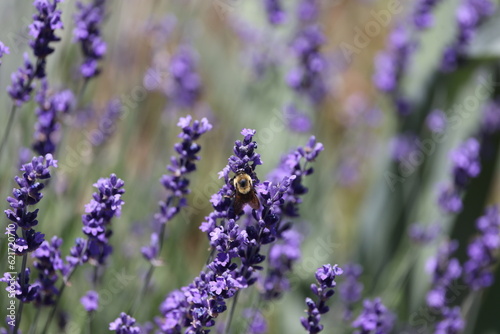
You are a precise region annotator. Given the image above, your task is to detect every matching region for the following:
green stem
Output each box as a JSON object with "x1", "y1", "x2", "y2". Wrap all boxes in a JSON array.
[
  {"x1": 0, "y1": 104, "x2": 18, "y2": 162},
  {"x1": 28, "y1": 308, "x2": 41, "y2": 334},
  {"x1": 224, "y1": 291, "x2": 240, "y2": 334}
]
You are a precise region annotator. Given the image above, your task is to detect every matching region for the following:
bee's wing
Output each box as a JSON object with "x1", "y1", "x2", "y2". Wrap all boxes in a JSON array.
[
  {"x1": 248, "y1": 190, "x2": 260, "y2": 211},
  {"x1": 233, "y1": 195, "x2": 245, "y2": 215}
]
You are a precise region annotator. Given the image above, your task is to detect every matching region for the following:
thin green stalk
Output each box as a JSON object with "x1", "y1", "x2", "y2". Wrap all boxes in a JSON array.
[
  {"x1": 0, "y1": 104, "x2": 18, "y2": 162},
  {"x1": 224, "y1": 290, "x2": 240, "y2": 334},
  {"x1": 28, "y1": 308, "x2": 41, "y2": 334}
]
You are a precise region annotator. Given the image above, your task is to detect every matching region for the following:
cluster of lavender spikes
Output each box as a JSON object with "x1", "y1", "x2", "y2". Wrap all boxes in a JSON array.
[
  {"x1": 142, "y1": 116, "x2": 212, "y2": 264},
  {"x1": 154, "y1": 130, "x2": 325, "y2": 333},
  {"x1": 32, "y1": 79, "x2": 75, "y2": 156},
  {"x1": 301, "y1": 264, "x2": 343, "y2": 333},
  {"x1": 73, "y1": 0, "x2": 108, "y2": 79}
]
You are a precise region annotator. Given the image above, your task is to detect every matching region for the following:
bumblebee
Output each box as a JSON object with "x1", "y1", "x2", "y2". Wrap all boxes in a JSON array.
[{"x1": 231, "y1": 170, "x2": 260, "y2": 215}]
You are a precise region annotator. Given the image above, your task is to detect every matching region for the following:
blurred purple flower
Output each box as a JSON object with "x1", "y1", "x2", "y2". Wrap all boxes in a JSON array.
[
  {"x1": 263, "y1": 0, "x2": 286, "y2": 25},
  {"x1": 287, "y1": 25, "x2": 327, "y2": 105},
  {"x1": 0, "y1": 40, "x2": 9, "y2": 65},
  {"x1": 463, "y1": 206, "x2": 500, "y2": 290},
  {"x1": 352, "y1": 298, "x2": 394, "y2": 334},
  {"x1": 298, "y1": 0, "x2": 319, "y2": 22},
  {"x1": 450, "y1": 138, "x2": 481, "y2": 188},
  {"x1": 284, "y1": 104, "x2": 312, "y2": 133},
  {"x1": 243, "y1": 309, "x2": 267, "y2": 334},
  {"x1": 373, "y1": 25, "x2": 415, "y2": 95},
  {"x1": 32, "y1": 79, "x2": 75, "y2": 156},
  {"x1": 426, "y1": 109, "x2": 447, "y2": 133},
  {"x1": 480, "y1": 100, "x2": 500, "y2": 135},
  {"x1": 301, "y1": 264, "x2": 343, "y2": 334},
  {"x1": 339, "y1": 263, "x2": 363, "y2": 320},
  {"x1": 81, "y1": 290, "x2": 99, "y2": 312},
  {"x1": 109, "y1": 312, "x2": 140, "y2": 334},
  {"x1": 73, "y1": 0, "x2": 107, "y2": 79},
  {"x1": 91, "y1": 99, "x2": 123, "y2": 146},
  {"x1": 8, "y1": 54, "x2": 36, "y2": 106},
  {"x1": 425, "y1": 240, "x2": 462, "y2": 309},
  {"x1": 441, "y1": 0, "x2": 496, "y2": 71},
  {"x1": 437, "y1": 184, "x2": 463, "y2": 213},
  {"x1": 413, "y1": 0, "x2": 444, "y2": 29},
  {"x1": 390, "y1": 133, "x2": 418, "y2": 163},
  {"x1": 435, "y1": 307, "x2": 464, "y2": 334},
  {"x1": 167, "y1": 46, "x2": 203, "y2": 109},
  {"x1": 408, "y1": 223, "x2": 441, "y2": 244}
]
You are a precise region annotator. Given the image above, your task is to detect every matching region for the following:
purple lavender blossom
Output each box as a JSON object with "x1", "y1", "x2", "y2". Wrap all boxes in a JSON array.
[
  {"x1": 408, "y1": 223, "x2": 441, "y2": 244},
  {"x1": 425, "y1": 240, "x2": 462, "y2": 309},
  {"x1": 31, "y1": 236, "x2": 66, "y2": 306},
  {"x1": 463, "y1": 206, "x2": 500, "y2": 290},
  {"x1": 283, "y1": 104, "x2": 312, "y2": 133},
  {"x1": 7, "y1": 54, "x2": 36, "y2": 106},
  {"x1": 157, "y1": 132, "x2": 321, "y2": 333},
  {"x1": 73, "y1": 0, "x2": 107, "y2": 79},
  {"x1": 92, "y1": 99, "x2": 123, "y2": 146},
  {"x1": 287, "y1": 25, "x2": 327, "y2": 105},
  {"x1": 4, "y1": 154, "x2": 57, "y2": 255},
  {"x1": 373, "y1": 25, "x2": 414, "y2": 95},
  {"x1": 441, "y1": 0, "x2": 496, "y2": 72},
  {"x1": 142, "y1": 116, "x2": 212, "y2": 265},
  {"x1": 434, "y1": 307, "x2": 464, "y2": 334},
  {"x1": 66, "y1": 174, "x2": 125, "y2": 268},
  {"x1": 301, "y1": 264, "x2": 343, "y2": 334},
  {"x1": 426, "y1": 109, "x2": 447, "y2": 133},
  {"x1": 450, "y1": 138, "x2": 481, "y2": 188},
  {"x1": 167, "y1": 46, "x2": 203, "y2": 109},
  {"x1": 263, "y1": 0, "x2": 286, "y2": 25},
  {"x1": 81, "y1": 290, "x2": 99, "y2": 312},
  {"x1": 29, "y1": 0, "x2": 63, "y2": 78},
  {"x1": 109, "y1": 312, "x2": 140, "y2": 334},
  {"x1": 259, "y1": 229, "x2": 302, "y2": 299},
  {"x1": 0, "y1": 41, "x2": 9, "y2": 65},
  {"x1": 298, "y1": 0, "x2": 319, "y2": 22},
  {"x1": 352, "y1": 298, "x2": 394, "y2": 334},
  {"x1": 413, "y1": 0, "x2": 444, "y2": 29},
  {"x1": 339, "y1": 263, "x2": 363, "y2": 321},
  {"x1": 390, "y1": 133, "x2": 418, "y2": 163},
  {"x1": 243, "y1": 309, "x2": 267, "y2": 334},
  {"x1": 1, "y1": 269, "x2": 39, "y2": 303},
  {"x1": 437, "y1": 184, "x2": 463, "y2": 213},
  {"x1": 480, "y1": 99, "x2": 500, "y2": 135},
  {"x1": 32, "y1": 79, "x2": 75, "y2": 155}
]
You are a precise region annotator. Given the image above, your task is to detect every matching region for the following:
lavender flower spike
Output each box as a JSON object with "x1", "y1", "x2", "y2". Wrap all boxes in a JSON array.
[
  {"x1": 167, "y1": 46, "x2": 203, "y2": 109},
  {"x1": 142, "y1": 116, "x2": 212, "y2": 263},
  {"x1": 463, "y1": 206, "x2": 500, "y2": 290},
  {"x1": 352, "y1": 298, "x2": 395, "y2": 334},
  {"x1": 301, "y1": 264, "x2": 343, "y2": 334},
  {"x1": 4, "y1": 154, "x2": 57, "y2": 255},
  {"x1": 81, "y1": 290, "x2": 99, "y2": 312},
  {"x1": 29, "y1": 0, "x2": 64, "y2": 78},
  {"x1": 263, "y1": 0, "x2": 286, "y2": 25},
  {"x1": 109, "y1": 312, "x2": 140, "y2": 334},
  {"x1": 8, "y1": 54, "x2": 36, "y2": 106},
  {"x1": 66, "y1": 174, "x2": 125, "y2": 269},
  {"x1": 73, "y1": 0, "x2": 107, "y2": 78},
  {"x1": 33, "y1": 79, "x2": 75, "y2": 156}
]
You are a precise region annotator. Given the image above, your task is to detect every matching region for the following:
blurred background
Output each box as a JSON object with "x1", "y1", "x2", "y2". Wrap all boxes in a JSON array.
[{"x1": 1, "y1": 0, "x2": 500, "y2": 333}]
